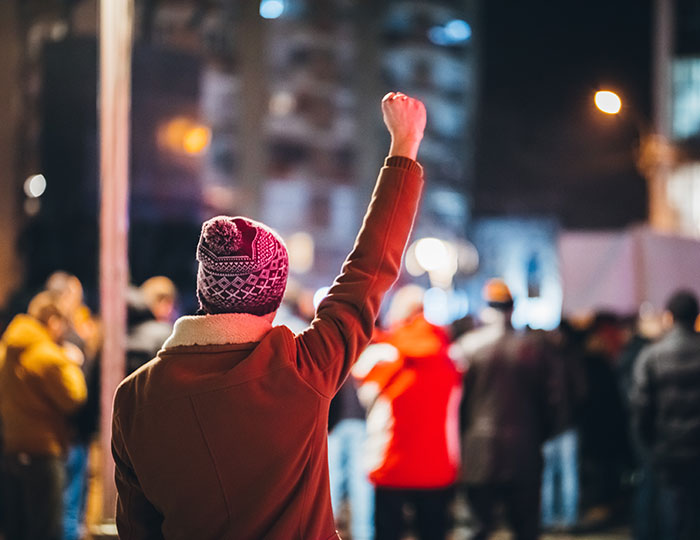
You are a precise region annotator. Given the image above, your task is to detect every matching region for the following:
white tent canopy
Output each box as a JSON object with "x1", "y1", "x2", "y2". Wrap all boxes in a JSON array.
[{"x1": 559, "y1": 226, "x2": 700, "y2": 316}]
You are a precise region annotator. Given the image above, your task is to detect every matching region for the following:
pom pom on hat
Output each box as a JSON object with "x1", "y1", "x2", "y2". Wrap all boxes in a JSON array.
[{"x1": 201, "y1": 217, "x2": 243, "y2": 256}]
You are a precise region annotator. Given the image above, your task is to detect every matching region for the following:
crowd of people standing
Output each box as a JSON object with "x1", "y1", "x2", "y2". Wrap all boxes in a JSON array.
[
  {"x1": 0, "y1": 92, "x2": 698, "y2": 540},
  {"x1": 0, "y1": 272, "x2": 178, "y2": 540}
]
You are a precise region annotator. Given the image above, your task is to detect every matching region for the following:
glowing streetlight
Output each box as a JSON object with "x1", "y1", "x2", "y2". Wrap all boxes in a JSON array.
[
  {"x1": 24, "y1": 174, "x2": 47, "y2": 198},
  {"x1": 414, "y1": 237, "x2": 449, "y2": 272},
  {"x1": 158, "y1": 117, "x2": 211, "y2": 156},
  {"x1": 594, "y1": 90, "x2": 622, "y2": 115}
]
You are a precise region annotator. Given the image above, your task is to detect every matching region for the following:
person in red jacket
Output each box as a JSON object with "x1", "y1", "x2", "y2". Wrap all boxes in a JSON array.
[
  {"x1": 111, "y1": 92, "x2": 426, "y2": 540},
  {"x1": 352, "y1": 285, "x2": 462, "y2": 540}
]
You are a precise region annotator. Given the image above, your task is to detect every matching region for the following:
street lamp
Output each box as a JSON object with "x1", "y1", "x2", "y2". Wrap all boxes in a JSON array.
[
  {"x1": 594, "y1": 90, "x2": 622, "y2": 115},
  {"x1": 592, "y1": 89, "x2": 678, "y2": 231}
]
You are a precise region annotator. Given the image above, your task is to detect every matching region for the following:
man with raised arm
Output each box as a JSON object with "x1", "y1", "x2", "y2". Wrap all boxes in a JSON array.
[{"x1": 111, "y1": 92, "x2": 426, "y2": 540}]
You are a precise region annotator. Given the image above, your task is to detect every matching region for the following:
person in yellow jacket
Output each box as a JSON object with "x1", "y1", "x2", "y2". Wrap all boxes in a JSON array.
[{"x1": 0, "y1": 291, "x2": 87, "y2": 540}]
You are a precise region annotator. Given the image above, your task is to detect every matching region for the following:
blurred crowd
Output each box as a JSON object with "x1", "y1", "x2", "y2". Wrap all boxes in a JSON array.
[
  {"x1": 0, "y1": 271, "x2": 699, "y2": 540},
  {"x1": 0, "y1": 271, "x2": 178, "y2": 540},
  {"x1": 320, "y1": 279, "x2": 700, "y2": 540}
]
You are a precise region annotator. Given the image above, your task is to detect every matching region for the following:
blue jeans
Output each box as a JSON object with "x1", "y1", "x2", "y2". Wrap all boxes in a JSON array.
[
  {"x1": 328, "y1": 419, "x2": 374, "y2": 540},
  {"x1": 63, "y1": 444, "x2": 89, "y2": 540},
  {"x1": 541, "y1": 429, "x2": 579, "y2": 528}
]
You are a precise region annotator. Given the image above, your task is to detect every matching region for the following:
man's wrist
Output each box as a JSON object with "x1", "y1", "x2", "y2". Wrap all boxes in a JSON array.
[{"x1": 388, "y1": 137, "x2": 421, "y2": 161}]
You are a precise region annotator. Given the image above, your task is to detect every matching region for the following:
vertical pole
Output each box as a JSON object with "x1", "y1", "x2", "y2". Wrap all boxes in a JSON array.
[
  {"x1": 353, "y1": 2, "x2": 383, "y2": 200},
  {"x1": 99, "y1": 0, "x2": 133, "y2": 521},
  {"x1": 649, "y1": 0, "x2": 676, "y2": 231},
  {"x1": 235, "y1": 3, "x2": 266, "y2": 218}
]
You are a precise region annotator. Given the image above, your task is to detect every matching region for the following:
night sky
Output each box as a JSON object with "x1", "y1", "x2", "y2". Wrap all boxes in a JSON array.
[{"x1": 475, "y1": 0, "x2": 653, "y2": 229}]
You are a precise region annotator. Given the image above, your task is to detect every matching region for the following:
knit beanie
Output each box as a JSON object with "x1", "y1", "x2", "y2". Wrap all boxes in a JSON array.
[{"x1": 196, "y1": 216, "x2": 289, "y2": 316}]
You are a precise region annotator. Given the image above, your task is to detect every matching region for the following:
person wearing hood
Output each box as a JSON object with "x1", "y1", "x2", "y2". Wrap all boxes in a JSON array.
[
  {"x1": 352, "y1": 284, "x2": 462, "y2": 540},
  {"x1": 0, "y1": 291, "x2": 87, "y2": 540}
]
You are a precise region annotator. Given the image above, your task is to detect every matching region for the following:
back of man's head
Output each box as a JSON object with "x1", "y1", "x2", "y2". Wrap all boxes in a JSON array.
[
  {"x1": 385, "y1": 284, "x2": 425, "y2": 328},
  {"x1": 28, "y1": 291, "x2": 67, "y2": 343},
  {"x1": 28, "y1": 291, "x2": 63, "y2": 325},
  {"x1": 666, "y1": 290, "x2": 699, "y2": 329},
  {"x1": 196, "y1": 216, "x2": 289, "y2": 316},
  {"x1": 141, "y1": 276, "x2": 177, "y2": 322},
  {"x1": 45, "y1": 271, "x2": 83, "y2": 317},
  {"x1": 482, "y1": 278, "x2": 513, "y2": 311}
]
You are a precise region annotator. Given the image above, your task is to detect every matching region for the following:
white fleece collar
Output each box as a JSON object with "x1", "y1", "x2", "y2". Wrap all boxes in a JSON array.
[{"x1": 163, "y1": 313, "x2": 273, "y2": 348}]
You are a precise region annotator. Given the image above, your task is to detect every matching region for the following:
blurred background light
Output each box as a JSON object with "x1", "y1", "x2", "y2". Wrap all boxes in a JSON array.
[
  {"x1": 158, "y1": 117, "x2": 211, "y2": 156},
  {"x1": 428, "y1": 27, "x2": 450, "y2": 46},
  {"x1": 414, "y1": 237, "x2": 449, "y2": 272},
  {"x1": 260, "y1": 0, "x2": 285, "y2": 20},
  {"x1": 424, "y1": 287, "x2": 449, "y2": 326},
  {"x1": 24, "y1": 198, "x2": 41, "y2": 217},
  {"x1": 457, "y1": 240, "x2": 480, "y2": 275},
  {"x1": 269, "y1": 91, "x2": 296, "y2": 116},
  {"x1": 286, "y1": 232, "x2": 314, "y2": 274},
  {"x1": 404, "y1": 242, "x2": 425, "y2": 277},
  {"x1": 182, "y1": 125, "x2": 211, "y2": 155},
  {"x1": 313, "y1": 286, "x2": 330, "y2": 309},
  {"x1": 423, "y1": 287, "x2": 470, "y2": 326},
  {"x1": 444, "y1": 19, "x2": 472, "y2": 42},
  {"x1": 24, "y1": 174, "x2": 47, "y2": 198},
  {"x1": 428, "y1": 19, "x2": 471, "y2": 46},
  {"x1": 594, "y1": 90, "x2": 622, "y2": 115}
]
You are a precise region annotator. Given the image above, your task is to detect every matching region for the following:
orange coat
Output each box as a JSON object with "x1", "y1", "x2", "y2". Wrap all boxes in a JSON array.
[
  {"x1": 354, "y1": 315, "x2": 462, "y2": 489},
  {"x1": 111, "y1": 157, "x2": 423, "y2": 540}
]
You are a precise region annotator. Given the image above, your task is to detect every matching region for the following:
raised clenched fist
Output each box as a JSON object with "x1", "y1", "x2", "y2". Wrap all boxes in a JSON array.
[{"x1": 381, "y1": 92, "x2": 426, "y2": 160}]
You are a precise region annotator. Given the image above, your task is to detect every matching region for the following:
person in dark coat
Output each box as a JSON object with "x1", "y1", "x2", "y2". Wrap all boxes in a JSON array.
[
  {"x1": 630, "y1": 290, "x2": 700, "y2": 540},
  {"x1": 454, "y1": 279, "x2": 552, "y2": 540}
]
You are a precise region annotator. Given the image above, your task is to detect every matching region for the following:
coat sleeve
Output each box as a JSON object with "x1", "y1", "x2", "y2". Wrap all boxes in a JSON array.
[
  {"x1": 293, "y1": 157, "x2": 423, "y2": 397},
  {"x1": 112, "y1": 409, "x2": 164, "y2": 540},
  {"x1": 34, "y1": 343, "x2": 87, "y2": 413},
  {"x1": 630, "y1": 348, "x2": 655, "y2": 449}
]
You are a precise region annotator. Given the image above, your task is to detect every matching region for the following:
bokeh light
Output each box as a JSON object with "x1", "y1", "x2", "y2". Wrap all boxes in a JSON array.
[
  {"x1": 423, "y1": 287, "x2": 449, "y2": 326},
  {"x1": 158, "y1": 117, "x2": 211, "y2": 156},
  {"x1": 286, "y1": 232, "x2": 314, "y2": 274},
  {"x1": 260, "y1": 0, "x2": 285, "y2": 19},
  {"x1": 444, "y1": 19, "x2": 472, "y2": 41},
  {"x1": 182, "y1": 125, "x2": 211, "y2": 155},
  {"x1": 269, "y1": 91, "x2": 296, "y2": 116},
  {"x1": 414, "y1": 237, "x2": 449, "y2": 272},
  {"x1": 404, "y1": 242, "x2": 425, "y2": 277},
  {"x1": 428, "y1": 19, "x2": 471, "y2": 46},
  {"x1": 594, "y1": 90, "x2": 622, "y2": 115},
  {"x1": 24, "y1": 174, "x2": 47, "y2": 198}
]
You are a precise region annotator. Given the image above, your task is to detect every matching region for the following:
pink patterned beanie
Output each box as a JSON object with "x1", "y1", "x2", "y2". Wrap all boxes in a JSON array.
[{"x1": 196, "y1": 216, "x2": 289, "y2": 315}]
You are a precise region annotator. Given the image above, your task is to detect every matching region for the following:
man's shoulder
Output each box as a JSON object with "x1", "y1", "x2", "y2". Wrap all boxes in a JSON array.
[{"x1": 114, "y1": 355, "x2": 161, "y2": 409}]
